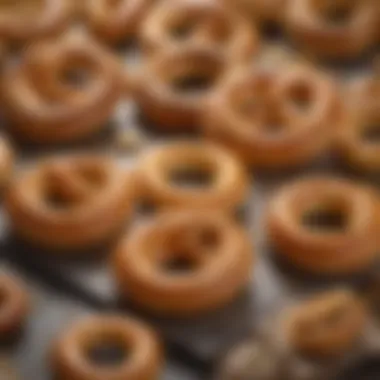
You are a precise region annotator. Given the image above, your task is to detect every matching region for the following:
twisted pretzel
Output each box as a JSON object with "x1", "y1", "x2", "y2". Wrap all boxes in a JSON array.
[
  {"x1": 204, "y1": 64, "x2": 340, "y2": 168},
  {"x1": 267, "y1": 176, "x2": 379, "y2": 275},
  {"x1": 6, "y1": 155, "x2": 134, "y2": 250},
  {"x1": 1, "y1": 31, "x2": 123, "y2": 144},
  {"x1": 113, "y1": 210, "x2": 253, "y2": 316},
  {"x1": 285, "y1": 0, "x2": 378, "y2": 60},
  {"x1": 53, "y1": 315, "x2": 162, "y2": 380}
]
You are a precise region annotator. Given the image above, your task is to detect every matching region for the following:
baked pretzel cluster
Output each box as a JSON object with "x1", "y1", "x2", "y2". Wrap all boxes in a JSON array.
[{"x1": 0, "y1": 0, "x2": 378, "y2": 379}]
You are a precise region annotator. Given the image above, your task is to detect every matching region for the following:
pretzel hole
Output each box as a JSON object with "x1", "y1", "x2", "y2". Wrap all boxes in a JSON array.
[
  {"x1": 168, "y1": 166, "x2": 215, "y2": 188},
  {"x1": 287, "y1": 81, "x2": 313, "y2": 111},
  {"x1": 172, "y1": 73, "x2": 215, "y2": 94},
  {"x1": 361, "y1": 124, "x2": 380, "y2": 145},
  {"x1": 60, "y1": 66, "x2": 93, "y2": 90},
  {"x1": 170, "y1": 20, "x2": 196, "y2": 40},
  {"x1": 45, "y1": 188, "x2": 77, "y2": 209},
  {"x1": 84, "y1": 336, "x2": 130, "y2": 368},
  {"x1": 161, "y1": 254, "x2": 199, "y2": 275},
  {"x1": 302, "y1": 207, "x2": 347, "y2": 232},
  {"x1": 317, "y1": 1, "x2": 355, "y2": 25}
]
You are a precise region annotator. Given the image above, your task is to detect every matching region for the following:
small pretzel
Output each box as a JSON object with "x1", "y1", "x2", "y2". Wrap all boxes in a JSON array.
[
  {"x1": 0, "y1": 0, "x2": 71, "y2": 44},
  {"x1": 336, "y1": 63, "x2": 380, "y2": 173},
  {"x1": 0, "y1": 273, "x2": 29, "y2": 339},
  {"x1": 283, "y1": 290, "x2": 367, "y2": 357},
  {"x1": 135, "y1": 141, "x2": 248, "y2": 211},
  {"x1": 53, "y1": 315, "x2": 162, "y2": 380},
  {"x1": 135, "y1": 45, "x2": 233, "y2": 131},
  {"x1": 203, "y1": 64, "x2": 340, "y2": 168},
  {"x1": 5, "y1": 155, "x2": 134, "y2": 250},
  {"x1": 1, "y1": 31, "x2": 122, "y2": 144},
  {"x1": 141, "y1": 0, "x2": 259, "y2": 63},
  {"x1": 85, "y1": 0, "x2": 152, "y2": 44},
  {"x1": 267, "y1": 176, "x2": 378, "y2": 275},
  {"x1": 285, "y1": 0, "x2": 378, "y2": 60},
  {"x1": 113, "y1": 210, "x2": 253, "y2": 316}
]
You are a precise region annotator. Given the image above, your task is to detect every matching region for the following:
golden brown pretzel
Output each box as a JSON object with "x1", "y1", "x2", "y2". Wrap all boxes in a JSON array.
[
  {"x1": 0, "y1": 136, "x2": 14, "y2": 190},
  {"x1": 86, "y1": 0, "x2": 152, "y2": 44},
  {"x1": 336, "y1": 67, "x2": 380, "y2": 173},
  {"x1": 141, "y1": 0, "x2": 259, "y2": 63},
  {"x1": 135, "y1": 45, "x2": 233, "y2": 131},
  {"x1": 1, "y1": 31, "x2": 122, "y2": 144},
  {"x1": 203, "y1": 63, "x2": 340, "y2": 168},
  {"x1": 53, "y1": 315, "x2": 162, "y2": 380},
  {"x1": 0, "y1": 273, "x2": 29, "y2": 338},
  {"x1": 135, "y1": 141, "x2": 248, "y2": 211},
  {"x1": 282, "y1": 290, "x2": 367, "y2": 357},
  {"x1": 0, "y1": 0, "x2": 71, "y2": 44},
  {"x1": 267, "y1": 176, "x2": 378, "y2": 275},
  {"x1": 5, "y1": 155, "x2": 134, "y2": 251},
  {"x1": 285, "y1": 0, "x2": 378, "y2": 60},
  {"x1": 113, "y1": 210, "x2": 253, "y2": 316}
]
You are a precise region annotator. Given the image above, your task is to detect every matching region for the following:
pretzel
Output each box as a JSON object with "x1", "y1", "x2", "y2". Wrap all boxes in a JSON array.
[
  {"x1": 0, "y1": 273, "x2": 29, "y2": 339},
  {"x1": 53, "y1": 315, "x2": 162, "y2": 380},
  {"x1": 141, "y1": 0, "x2": 258, "y2": 63},
  {"x1": 113, "y1": 210, "x2": 253, "y2": 316},
  {"x1": 5, "y1": 155, "x2": 134, "y2": 250},
  {"x1": 267, "y1": 177, "x2": 379, "y2": 275},
  {"x1": 135, "y1": 141, "x2": 248, "y2": 211},
  {"x1": 285, "y1": 0, "x2": 378, "y2": 60},
  {"x1": 283, "y1": 290, "x2": 367, "y2": 357},
  {"x1": 0, "y1": 0, "x2": 70, "y2": 44},
  {"x1": 337, "y1": 63, "x2": 380, "y2": 173},
  {"x1": 1, "y1": 31, "x2": 122, "y2": 144},
  {"x1": 86, "y1": 0, "x2": 152, "y2": 44},
  {"x1": 135, "y1": 45, "x2": 232, "y2": 131},
  {"x1": 203, "y1": 64, "x2": 339, "y2": 168}
]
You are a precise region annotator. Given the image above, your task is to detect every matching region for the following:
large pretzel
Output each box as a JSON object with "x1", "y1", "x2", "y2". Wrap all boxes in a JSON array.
[
  {"x1": 113, "y1": 210, "x2": 253, "y2": 316},
  {"x1": 1, "y1": 31, "x2": 123, "y2": 144},
  {"x1": 285, "y1": 0, "x2": 378, "y2": 60},
  {"x1": 6, "y1": 155, "x2": 135, "y2": 250},
  {"x1": 203, "y1": 63, "x2": 340, "y2": 168},
  {"x1": 267, "y1": 176, "x2": 379, "y2": 275}
]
